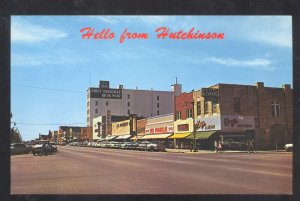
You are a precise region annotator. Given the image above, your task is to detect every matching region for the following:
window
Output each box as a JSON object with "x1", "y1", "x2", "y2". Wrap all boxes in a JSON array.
[
  {"x1": 204, "y1": 101, "x2": 209, "y2": 114},
  {"x1": 157, "y1": 110, "x2": 160, "y2": 115},
  {"x1": 233, "y1": 97, "x2": 240, "y2": 113},
  {"x1": 186, "y1": 109, "x2": 193, "y2": 118},
  {"x1": 95, "y1": 109, "x2": 98, "y2": 114},
  {"x1": 176, "y1": 111, "x2": 181, "y2": 120},
  {"x1": 157, "y1": 103, "x2": 160, "y2": 108},
  {"x1": 95, "y1": 101, "x2": 98, "y2": 106},
  {"x1": 127, "y1": 94, "x2": 130, "y2": 99},
  {"x1": 271, "y1": 101, "x2": 280, "y2": 117},
  {"x1": 157, "y1": 96, "x2": 160, "y2": 100},
  {"x1": 197, "y1": 101, "x2": 201, "y2": 115},
  {"x1": 128, "y1": 109, "x2": 130, "y2": 115},
  {"x1": 106, "y1": 101, "x2": 108, "y2": 106},
  {"x1": 87, "y1": 109, "x2": 89, "y2": 115},
  {"x1": 87, "y1": 101, "x2": 90, "y2": 107},
  {"x1": 87, "y1": 117, "x2": 89, "y2": 123},
  {"x1": 128, "y1": 102, "x2": 130, "y2": 107}
]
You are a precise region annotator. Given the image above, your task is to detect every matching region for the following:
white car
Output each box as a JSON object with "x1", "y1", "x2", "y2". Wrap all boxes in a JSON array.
[{"x1": 284, "y1": 143, "x2": 293, "y2": 152}]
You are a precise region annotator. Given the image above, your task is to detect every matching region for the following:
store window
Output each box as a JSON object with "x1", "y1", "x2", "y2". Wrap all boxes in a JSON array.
[
  {"x1": 186, "y1": 109, "x2": 193, "y2": 118},
  {"x1": 128, "y1": 109, "x2": 130, "y2": 115},
  {"x1": 233, "y1": 97, "x2": 240, "y2": 113},
  {"x1": 157, "y1": 110, "x2": 160, "y2": 115},
  {"x1": 271, "y1": 101, "x2": 280, "y2": 117}
]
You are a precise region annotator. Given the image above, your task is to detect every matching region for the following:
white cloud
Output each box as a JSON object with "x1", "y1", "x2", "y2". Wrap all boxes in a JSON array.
[
  {"x1": 11, "y1": 18, "x2": 67, "y2": 43},
  {"x1": 206, "y1": 57, "x2": 275, "y2": 71},
  {"x1": 241, "y1": 16, "x2": 292, "y2": 48},
  {"x1": 12, "y1": 50, "x2": 87, "y2": 67}
]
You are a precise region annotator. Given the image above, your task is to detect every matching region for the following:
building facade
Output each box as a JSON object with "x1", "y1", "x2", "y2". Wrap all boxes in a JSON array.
[
  {"x1": 187, "y1": 82, "x2": 293, "y2": 150},
  {"x1": 86, "y1": 80, "x2": 182, "y2": 127}
]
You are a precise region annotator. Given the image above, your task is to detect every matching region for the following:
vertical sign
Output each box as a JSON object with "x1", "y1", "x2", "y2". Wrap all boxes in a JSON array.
[{"x1": 106, "y1": 110, "x2": 111, "y2": 136}]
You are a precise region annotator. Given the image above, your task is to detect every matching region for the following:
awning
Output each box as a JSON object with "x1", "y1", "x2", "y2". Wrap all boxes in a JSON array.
[
  {"x1": 115, "y1": 135, "x2": 132, "y2": 140},
  {"x1": 186, "y1": 131, "x2": 217, "y2": 140},
  {"x1": 141, "y1": 133, "x2": 173, "y2": 139},
  {"x1": 130, "y1": 135, "x2": 145, "y2": 140},
  {"x1": 168, "y1": 133, "x2": 192, "y2": 139},
  {"x1": 104, "y1": 136, "x2": 117, "y2": 141}
]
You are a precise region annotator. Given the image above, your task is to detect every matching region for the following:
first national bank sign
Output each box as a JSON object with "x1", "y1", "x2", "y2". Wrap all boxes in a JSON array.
[{"x1": 90, "y1": 81, "x2": 122, "y2": 99}]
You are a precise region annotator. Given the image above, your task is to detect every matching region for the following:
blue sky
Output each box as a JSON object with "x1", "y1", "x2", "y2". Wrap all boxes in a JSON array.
[{"x1": 11, "y1": 16, "x2": 292, "y2": 141}]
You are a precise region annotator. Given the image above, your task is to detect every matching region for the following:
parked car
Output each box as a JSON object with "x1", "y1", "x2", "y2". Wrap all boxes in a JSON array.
[
  {"x1": 284, "y1": 143, "x2": 293, "y2": 152},
  {"x1": 121, "y1": 142, "x2": 135, "y2": 149},
  {"x1": 10, "y1": 143, "x2": 31, "y2": 155},
  {"x1": 137, "y1": 141, "x2": 166, "y2": 152},
  {"x1": 32, "y1": 140, "x2": 56, "y2": 156}
]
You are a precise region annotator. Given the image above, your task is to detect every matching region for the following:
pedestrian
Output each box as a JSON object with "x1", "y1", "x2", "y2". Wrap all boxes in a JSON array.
[
  {"x1": 190, "y1": 141, "x2": 193, "y2": 152},
  {"x1": 214, "y1": 140, "x2": 218, "y2": 153},
  {"x1": 217, "y1": 140, "x2": 222, "y2": 152},
  {"x1": 248, "y1": 139, "x2": 255, "y2": 153}
]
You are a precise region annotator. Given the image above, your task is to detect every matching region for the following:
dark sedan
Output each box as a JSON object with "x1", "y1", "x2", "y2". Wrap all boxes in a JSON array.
[{"x1": 11, "y1": 143, "x2": 31, "y2": 155}]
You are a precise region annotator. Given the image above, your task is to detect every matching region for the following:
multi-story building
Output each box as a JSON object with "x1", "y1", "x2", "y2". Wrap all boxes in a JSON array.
[
  {"x1": 86, "y1": 80, "x2": 182, "y2": 127},
  {"x1": 174, "y1": 82, "x2": 293, "y2": 150}
]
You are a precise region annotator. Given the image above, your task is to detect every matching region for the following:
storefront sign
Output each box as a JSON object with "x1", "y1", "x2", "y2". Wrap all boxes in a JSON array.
[
  {"x1": 112, "y1": 119, "x2": 130, "y2": 136},
  {"x1": 195, "y1": 115, "x2": 221, "y2": 131},
  {"x1": 221, "y1": 115, "x2": 254, "y2": 131},
  {"x1": 145, "y1": 126, "x2": 173, "y2": 134},
  {"x1": 137, "y1": 119, "x2": 146, "y2": 135},
  {"x1": 90, "y1": 88, "x2": 122, "y2": 99},
  {"x1": 177, "y1": 124, "x2": 189, "y2": 132},
  {"x1": 201, "y1": 88, "x2": 219, "y2": 97}
]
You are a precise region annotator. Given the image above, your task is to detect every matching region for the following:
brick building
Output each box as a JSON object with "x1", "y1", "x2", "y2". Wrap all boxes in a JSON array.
[{"x1": 188, "y1": 82, "x2": 292, "y2": 150}]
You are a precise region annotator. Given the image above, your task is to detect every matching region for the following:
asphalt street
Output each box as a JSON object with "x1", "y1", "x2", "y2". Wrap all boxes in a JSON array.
[{"x1": 11, "y1": 146, "x2": 292, "y2": 194}]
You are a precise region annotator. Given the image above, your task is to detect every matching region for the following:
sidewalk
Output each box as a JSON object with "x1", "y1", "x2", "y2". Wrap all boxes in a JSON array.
[{"x1": 165, "y1": 148, "x2": 288, "y2": 154}]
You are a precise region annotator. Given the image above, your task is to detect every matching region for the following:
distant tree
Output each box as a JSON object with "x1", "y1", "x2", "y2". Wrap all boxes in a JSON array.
[{"x1": 10, "y1": 127, "x2": 22, "y2": 143}]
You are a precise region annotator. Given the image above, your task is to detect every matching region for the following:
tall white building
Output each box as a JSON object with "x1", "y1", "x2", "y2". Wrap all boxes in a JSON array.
[{"x1": 87, "y1": 80, "x2": 182, "y2": 127}]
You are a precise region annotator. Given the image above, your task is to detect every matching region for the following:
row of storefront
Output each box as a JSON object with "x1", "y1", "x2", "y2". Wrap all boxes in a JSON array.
[{"x1": 92, "y1": 113, "x2": 255, "y2": 150}]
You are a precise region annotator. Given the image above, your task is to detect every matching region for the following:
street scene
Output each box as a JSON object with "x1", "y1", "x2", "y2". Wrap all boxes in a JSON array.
[
  {"x1": 10, "y1": 16, "x2": 293, "y2": 195},
  {"x1": 11, "y1": 146, "x2": 292, "y2": 194}
]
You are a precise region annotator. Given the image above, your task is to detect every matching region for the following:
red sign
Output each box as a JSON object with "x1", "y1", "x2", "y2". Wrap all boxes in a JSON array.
[
  {"x1": 177, "y1": 124, "x2": 189, "y2": 132},
  {"x1": 145, "y1": 126, "x2": 173, "y2": 134}
]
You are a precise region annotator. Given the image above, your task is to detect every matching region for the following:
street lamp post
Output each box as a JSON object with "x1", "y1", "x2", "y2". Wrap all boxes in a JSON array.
[{"x1": 191, "y1": 100, "x2": 197, "y2": 152}]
